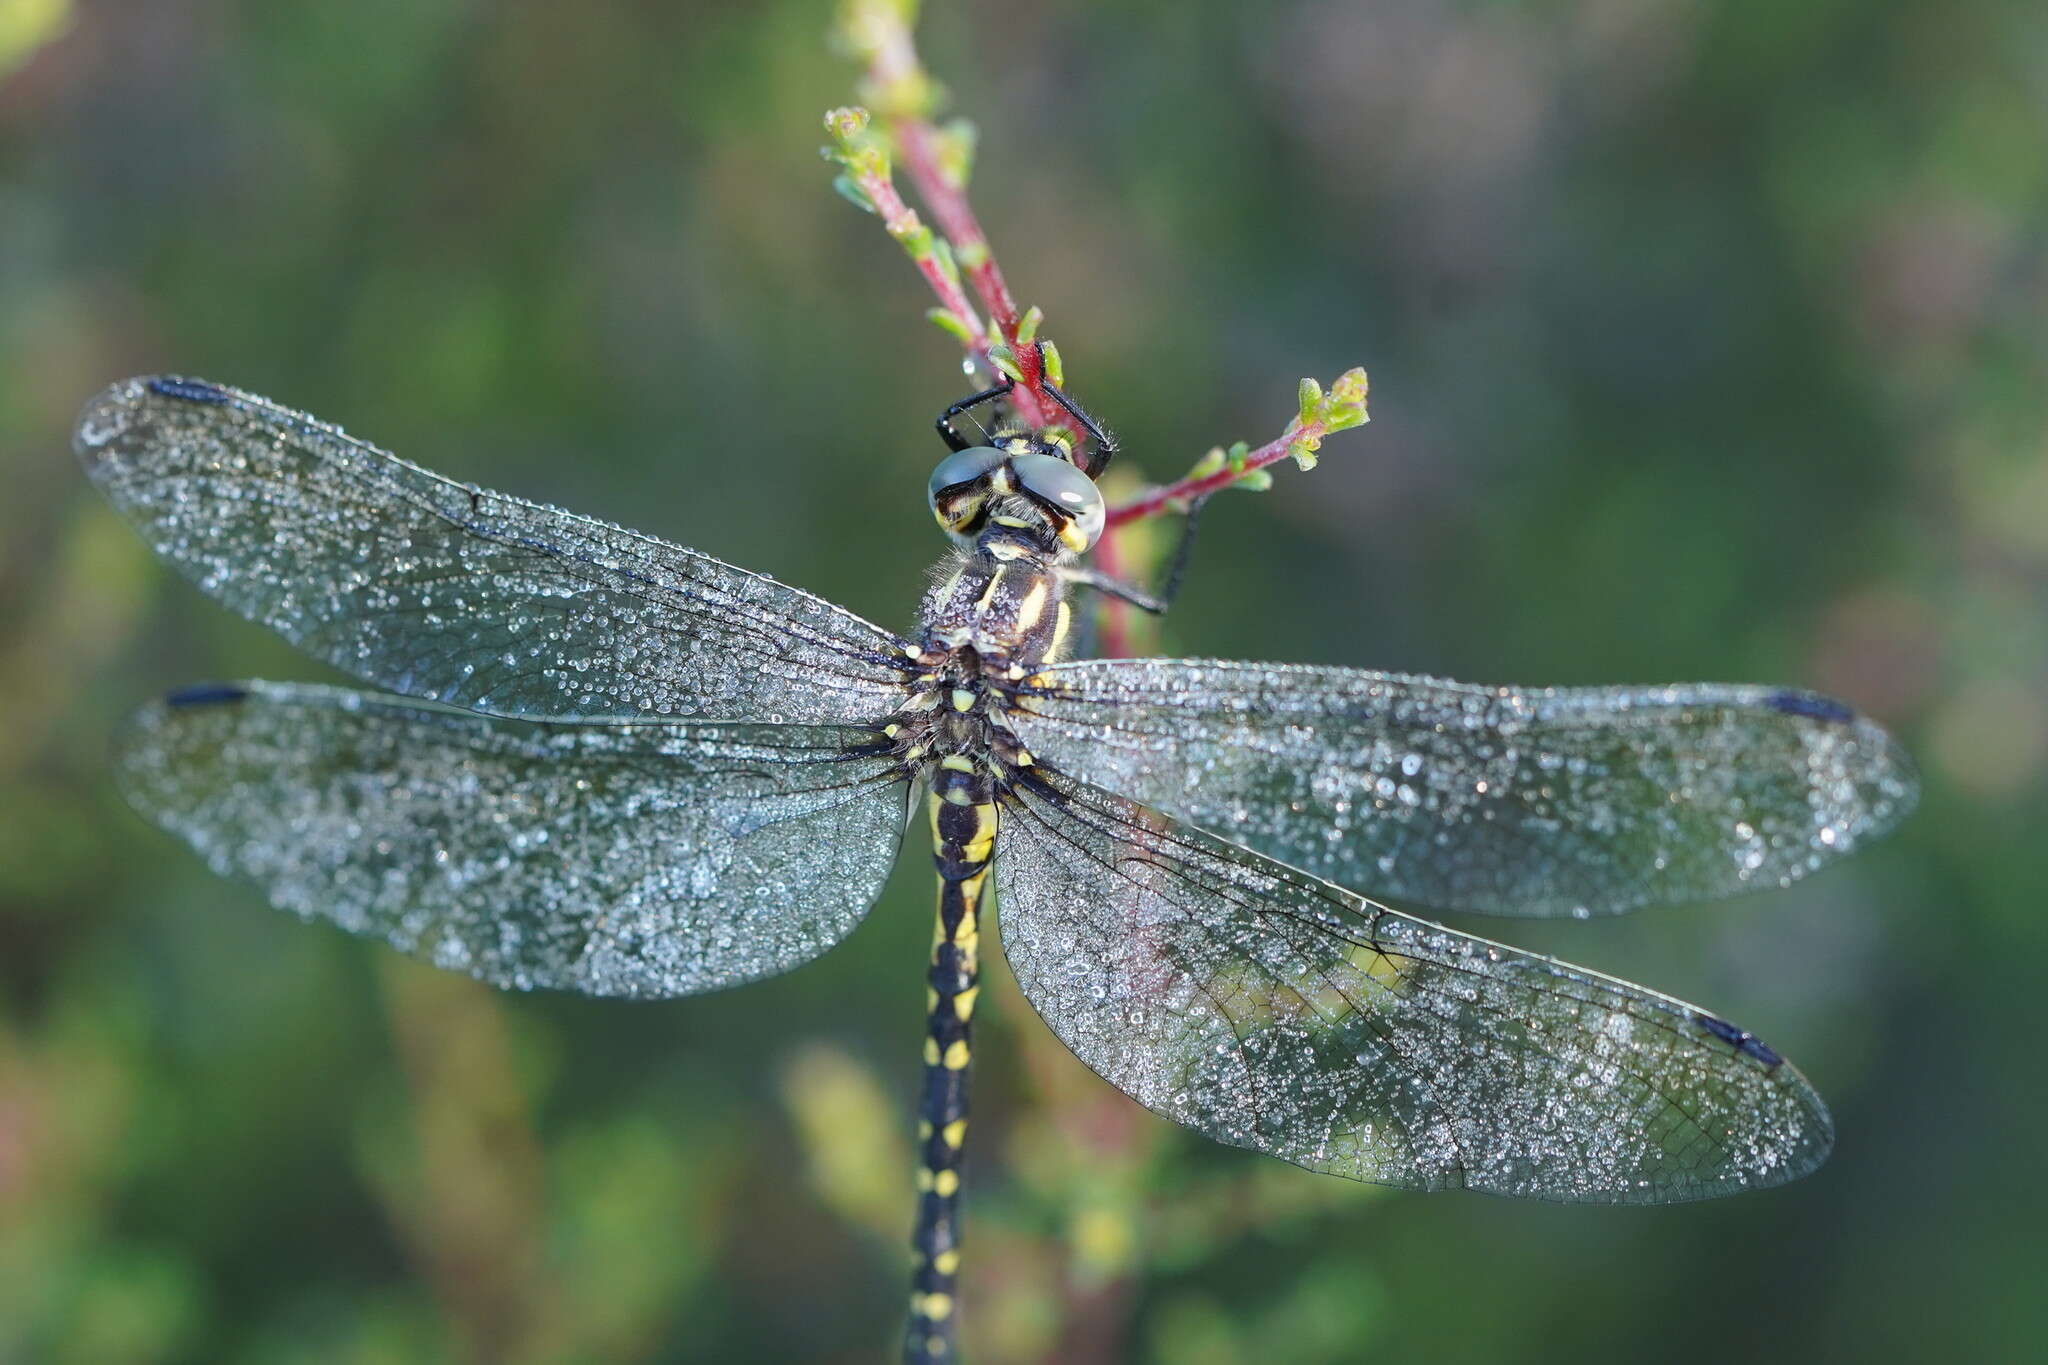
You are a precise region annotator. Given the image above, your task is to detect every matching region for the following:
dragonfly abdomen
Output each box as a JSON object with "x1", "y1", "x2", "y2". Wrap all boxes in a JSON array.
[{"x1": 907, "y1": 758, "x2": 997, "y2": 1363}]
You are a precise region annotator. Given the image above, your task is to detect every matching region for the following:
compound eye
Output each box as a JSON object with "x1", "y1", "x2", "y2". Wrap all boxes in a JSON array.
[
  {"x1": 929, "y1": 445, "x2": 1009, "y2": 500},
  {"x1": 1010, "y1": 452, "x2": 1106, "y2": 552},
  {"x1": 928, "y1": 445, "x2": 1009, "y2": 541}
]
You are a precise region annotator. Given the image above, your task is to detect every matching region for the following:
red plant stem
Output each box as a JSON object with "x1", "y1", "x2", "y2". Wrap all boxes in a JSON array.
[
  {"x1": 891, "y1": 118, "x2": 1054, "y2": 429},
  {"x1": 846, "y1": 158, "x2": 986, "y2": 353},
  {"x1": 1105, "y1": 420, "x2": 1325, "y2": 529},
  {"x1": 1090, "y1": 527, "x2": 1134, "y2": 658},
  {"x1": 897, "y1": 127, "x2": 1015, "y2": 327},
  {"x1": 858, "y1": 15, "x2": 1055, "y2": 430}
]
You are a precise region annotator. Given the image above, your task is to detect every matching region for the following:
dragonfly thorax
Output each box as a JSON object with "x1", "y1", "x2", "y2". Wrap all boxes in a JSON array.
[
  {"x1": 881, "y1": 552, "x2": 1074, "y2": 792},
  {"x1": 914, "y1": 555, "x2": 1074, "y2": 680}
]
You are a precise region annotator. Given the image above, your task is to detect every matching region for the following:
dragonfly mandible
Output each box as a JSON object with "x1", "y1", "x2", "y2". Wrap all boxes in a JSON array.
[{"x1": 77, "y1": 374, "x2": 1916, "y2": 1364}]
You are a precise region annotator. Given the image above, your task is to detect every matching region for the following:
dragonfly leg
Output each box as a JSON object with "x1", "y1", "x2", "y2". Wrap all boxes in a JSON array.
[
  {"x1": 935, "y1": 382, "x2": 1015, "y2": 452},
  {"x1": 1062, "y1": 564, "x2": 1169, "y2": 615},
  {"x1": 1062, "y1": 497, "x2": 1210, "y2": 619},
  {"x1": 1146, "y1": 491, "x2": 1210, "y2": 613},
  {"x1": 907, "y1": 766, "x2": 995, "y2": 1364},
  {"x1": 933, "y1": 346, "x2": 1116, "y2": 476},
  {"x1": 1033, "y1": 370, "x2": 1118, "y2": 478}
]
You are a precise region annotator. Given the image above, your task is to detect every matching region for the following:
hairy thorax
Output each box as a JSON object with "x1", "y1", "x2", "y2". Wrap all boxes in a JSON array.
[{"x1": 881, "y1": 550, "x2": 1073, "y2": 790}]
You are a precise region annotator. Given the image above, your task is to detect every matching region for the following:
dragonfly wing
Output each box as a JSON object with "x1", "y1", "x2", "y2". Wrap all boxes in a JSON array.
[
  {"x1": 76, "y1": 377, "x2": 915, "y2": 724},
  {"x1": 117, "y1": 681, "x2": 909, "y2": 998},
  {"x1": 1011, "y1": 660, "x2": 1915, "y2": 917},
  {"x1": 995, "y1": 763, "x2": 1832, "y2": 1202}
]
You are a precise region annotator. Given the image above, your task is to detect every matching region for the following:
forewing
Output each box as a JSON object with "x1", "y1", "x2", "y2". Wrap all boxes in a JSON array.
[
  {"x1": 116, "y1": 681, "x2": 909, "y2": 998},
  {"x1": 76, "y1": 377, "x2": 914, "y2": 724},
  {"x1": 995, "y1": 764, "x2": 1832, "y2": 1202},
  {"x1": 1011, "y1": 660, "x2": 1915, "y2": 917}
]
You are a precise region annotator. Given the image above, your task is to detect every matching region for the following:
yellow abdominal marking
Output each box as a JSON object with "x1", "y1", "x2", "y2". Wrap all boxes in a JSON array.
[
  {"x1": 942, "y1": 1039, "x2": 970, "y2": 1070},
  {"x1": 952, "y1": 985, "x2": 979, "y2": 1020},
  {"x1": 942, "y1": 1119, "x2": 968, "y2": 1148}
]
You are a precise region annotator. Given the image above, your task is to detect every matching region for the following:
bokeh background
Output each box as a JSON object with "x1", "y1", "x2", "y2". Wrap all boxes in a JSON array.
[{"x1": 2, "y1": 0, "x2": 2041, "y2": 1360}]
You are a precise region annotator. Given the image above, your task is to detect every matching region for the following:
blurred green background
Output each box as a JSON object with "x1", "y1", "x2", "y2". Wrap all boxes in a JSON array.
[{"x1": 2, "y1": 0, "x2": 2040, "y2": 1361}]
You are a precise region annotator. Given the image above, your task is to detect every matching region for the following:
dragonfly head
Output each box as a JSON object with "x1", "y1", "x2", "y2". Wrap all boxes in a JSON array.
[{"x1": 928, "y1": 442, "x2": 1105, "y2": 558}]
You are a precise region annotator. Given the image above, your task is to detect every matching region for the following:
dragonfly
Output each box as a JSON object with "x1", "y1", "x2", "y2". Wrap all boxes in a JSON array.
[{"x1": 78, "y1": 373, "x2": 1915, "y2": 1364}]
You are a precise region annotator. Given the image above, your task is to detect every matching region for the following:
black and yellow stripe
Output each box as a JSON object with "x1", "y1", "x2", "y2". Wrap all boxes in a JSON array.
[{"x1": 906, "y1": 755, "x2": 996, "y2": 1364}]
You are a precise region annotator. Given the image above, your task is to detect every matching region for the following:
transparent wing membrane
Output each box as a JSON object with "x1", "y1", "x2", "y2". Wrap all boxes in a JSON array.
[
  {"x1": 995, "y1": 764, "x2": 1833, "y2": 1203},
  {"x1": 76, "y1": 377, "x2": 915, "y2": 725},
  {"x1": 117, "y1": 682, "x2": 909, "y2": 998},
  {"x1": 1012, "y1": 661, "x2": 1916, "y2": 918}
]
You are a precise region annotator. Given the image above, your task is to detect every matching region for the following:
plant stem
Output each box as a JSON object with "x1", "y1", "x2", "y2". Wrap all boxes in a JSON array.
[
  {"x1": 848, "y1": 3, "x2": 1056, "y2": 430},
  {"x1": 834, "y1": 133, "x2": 987, "y2": 357}
]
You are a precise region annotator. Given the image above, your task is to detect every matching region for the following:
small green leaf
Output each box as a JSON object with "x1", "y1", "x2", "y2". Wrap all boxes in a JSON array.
[
  {"x1": 1329, "y1": 367, "x2": 1369, "y2": 407},
  {"x1": 1189, "y1": 447, "x2": 1227, "y2": 479},
  {"x1": 831, "y1": 173, "x2": 877, "y2": 214},
  {"x1": 926, "y1": 308, "x2": 973, "y2": 343},
  {"x1": 1038, "y1": 338, "x2": 1064, "y2": 387},
  {"x1": 987, "y1": 344, "x2": 1023, "y2": 383},
  {"x1": 1016, "y1": 306, "x2": 1043, "y2": 345},
  {"x1": 931, "y1": 237, "x2": 960, "y2": 286},
  {"x1": 1322, "y1": 367, "x2": 1371, "y2": 432},
  {"x1": 1297, "y1": 377, "x2": 1323, "y2": 424},
  {"x1": 1233, "y1": 468, "x2": 1274, "y2": 492},
  {"x1": 888, "y1": 214, "x2": 935, "y2": 259},
  {"x1": 936, "y1": 117, "x2": 978, "y2": 188},
  {"x1": 1325, "y1": 404, "x2": 1368, "y2": 434}
]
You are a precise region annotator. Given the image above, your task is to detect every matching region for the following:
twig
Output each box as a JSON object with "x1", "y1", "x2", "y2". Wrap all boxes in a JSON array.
[
  {"x1": 834, "y1": 0, "x2": 1056, "y2": 429},
  {"x1": 824, "y1": 107, "x2": 985, "y2": 363},
  {"x1": 1106, "y1": 370, "x2": 1371, "y2": 528},
  {"x1": 891, "y1": 120, "x2": 1054, "y2": 428}
]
